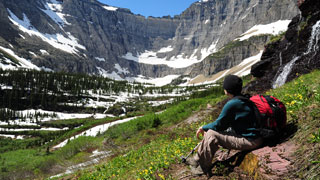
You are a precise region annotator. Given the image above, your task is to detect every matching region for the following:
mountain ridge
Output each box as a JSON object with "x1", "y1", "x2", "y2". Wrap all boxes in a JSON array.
[{"x1": 0, "y1": 0, "x2": 299, "y2": 85}]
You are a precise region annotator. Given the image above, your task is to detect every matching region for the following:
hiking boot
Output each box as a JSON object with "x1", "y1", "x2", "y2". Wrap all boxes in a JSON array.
[
  {"x1": 190, "y1": 165, "x2": 204, "y2": 176},
  {"x1": 204, "y1": 169, "x2": 213, "y2": 178},
  {"x1": 185, "y1": 155, "x2": 199, "y2": 167},
  {"x1": 190, "y1": 165, "x2": 213, "y2": 178}
]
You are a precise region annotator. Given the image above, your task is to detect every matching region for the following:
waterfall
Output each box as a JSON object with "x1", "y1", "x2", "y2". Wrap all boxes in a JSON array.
[
  {"x1": 279, "y1": 52, "x2": 282, "y2": 66},
  {"x1": 273, "y1": 56, "x2": 300, "y2": 89},
  {"x1": 272, "y1": 20, "x2": 320, "y2": 88},
  {"x1": 304, "y1": 20, "x2": 320, "y2": 55}
]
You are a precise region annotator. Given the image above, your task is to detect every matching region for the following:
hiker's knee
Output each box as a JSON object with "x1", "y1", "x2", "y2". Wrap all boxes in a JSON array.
[
  {"x1": 204, "y1": 130, "x2": 219, "y2": 143},
  {"x1": 205, "y1": 130, "x2": 219, "y2": 137}
]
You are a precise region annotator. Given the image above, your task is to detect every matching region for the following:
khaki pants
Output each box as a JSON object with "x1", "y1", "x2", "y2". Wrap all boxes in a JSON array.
[{"x1": 195, "y1": 130, "x2": 263, "y2": 171}]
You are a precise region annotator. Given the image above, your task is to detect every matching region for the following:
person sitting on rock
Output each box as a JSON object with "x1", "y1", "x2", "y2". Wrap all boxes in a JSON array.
[{"x1": 186, "y1": 75, "x2": 263, "y2": 177}]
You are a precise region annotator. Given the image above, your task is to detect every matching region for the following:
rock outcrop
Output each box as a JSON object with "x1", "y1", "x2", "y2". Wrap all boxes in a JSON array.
[
  {"x1": 186, "y1": 35, "x2": 270, "y2": 78},
  {"x1": 249, "y1": 0, "x2": 320, "y2": 92},
  {"x1": 166, "y1": 0, "x2": 298, "y2": 60}
]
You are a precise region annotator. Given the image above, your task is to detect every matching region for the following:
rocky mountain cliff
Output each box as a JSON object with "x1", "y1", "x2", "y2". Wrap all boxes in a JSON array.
[
  {"x1": 248, "y1": 0, "x2": 320, "y2": 92},
  {"x1": 0, "y1": 0, "x2": 299, "y2": 83}
]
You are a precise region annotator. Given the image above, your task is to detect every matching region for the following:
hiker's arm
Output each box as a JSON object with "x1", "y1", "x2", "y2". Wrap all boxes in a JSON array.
[{"x1": 202, "y1": 101, "x2": 235, "y2": 132}]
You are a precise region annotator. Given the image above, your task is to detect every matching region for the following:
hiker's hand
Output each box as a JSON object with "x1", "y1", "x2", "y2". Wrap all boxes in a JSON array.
[{"x1": 196, "y1": 127, "x2": 204, "y2": 139}]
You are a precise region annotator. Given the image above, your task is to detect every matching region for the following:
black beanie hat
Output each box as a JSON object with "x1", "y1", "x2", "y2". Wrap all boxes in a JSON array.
[{"x1": 223, "y1": 75, "x2": 242, "y2": 95}]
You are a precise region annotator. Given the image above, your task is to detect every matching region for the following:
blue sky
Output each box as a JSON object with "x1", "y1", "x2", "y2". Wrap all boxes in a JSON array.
[{"x1": 98, "y1": 0, "x2": 198, "y2": 17}]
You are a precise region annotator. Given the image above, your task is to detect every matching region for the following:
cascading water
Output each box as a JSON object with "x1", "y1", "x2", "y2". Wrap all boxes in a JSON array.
[
  {"x1": 272, "y1": 20, "x2": 320, "y2": 88},
  {"x1": 279, "y1": 52, "x2": 282, "y2": 66},
  {"x1": 305, "y1": 20, "x2": 320, "y2": 55},
  {"x1": 273, "y1": 56, "x2": 300, "y2": 88}
]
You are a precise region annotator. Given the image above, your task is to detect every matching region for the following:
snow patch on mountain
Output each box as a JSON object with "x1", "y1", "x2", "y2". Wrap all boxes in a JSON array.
[
  {"x1": 0, "y1": 109, "x2": 107, "y2": 126},
  {"x1": 29, "y1": 51, "x2": 37, "y2": 57},
  {"x1": 148, "y1": 98, "x2": 174, "y2": 107},
  {"x1": 53, "y1": 116, "x2": 139, "y2": 149},
  {"x1": 199, "y1": 39, "x2": 219, "y2": 59},
  {"x1": 7, "y1": 8, "x2": 85, "y2": 54},
  {"x1": 40, "y1": 50, "x2": 49, "y2": 55},
  {"x1": 97, "y1": 67, "x2": 124, "y2": 81},
  {"x1": 128, "y1": 75, "x2": 180, "y2": 86},
  {"x1": 95, "y1": 57, "x2": 106, "y2": 62},
  {"x1": 97, "y1": 64, "x2": 179, "y2": 86},
  {"x1": 158, "y1": 46, "x2": 173, "y2": 53},
  {"x1": 102, "y1": 5, "x2": 118, "y2": 11},
  {"x1": 236, "y1": 20, "x2": 291, "y2": 41},
  {"x1": 122, "y1": 51, "x2": 201, "y2": 68},
  {"x1": 122, "y1": 36, "x2": 218, "y2": 68},
  {"x1": 114, "y1": 64, "x2": 129, "y2": 75},
  {"x1": 234, "y1": 50, "x2": 263, "y2": 76},
  {"x1": 189, "y1": 51, "x2": 263, "y2": 85},
  {"x1": 41, "y1": 0, "x2": 70, "y2": 26},
  {"x1": 0, "y1": 127, "x2": 69, "y2": 132},
  {"x1": 0, "y1": 46, "x2": 40, "y2": 70},
  {"x1": 0, "y1": 134, "x2": 25, "y2": 139}
]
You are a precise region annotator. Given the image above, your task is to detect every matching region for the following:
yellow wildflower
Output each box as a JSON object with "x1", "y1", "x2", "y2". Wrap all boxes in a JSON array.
[{"x1": 158, "y1": 173, "x2": 165, "y2": 180}]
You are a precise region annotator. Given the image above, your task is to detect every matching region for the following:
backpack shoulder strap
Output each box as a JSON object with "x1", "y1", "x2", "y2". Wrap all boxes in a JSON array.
[
  {"x1": 233, "y1": 94, "x2": 251, "y2": 102},
  {"x1": 233, "y1": 94, "x2": 262, "y2": 128}
]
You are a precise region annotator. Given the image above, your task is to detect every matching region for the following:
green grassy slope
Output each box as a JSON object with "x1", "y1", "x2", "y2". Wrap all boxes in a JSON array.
[{"x1": 71, "y1": 70, "x2": 320, "y2": 180}]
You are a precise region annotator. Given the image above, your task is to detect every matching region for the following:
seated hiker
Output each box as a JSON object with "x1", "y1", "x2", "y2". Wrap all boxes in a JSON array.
[{"x1": 186, "y1": 75, "x2": 263, "y2": 177}]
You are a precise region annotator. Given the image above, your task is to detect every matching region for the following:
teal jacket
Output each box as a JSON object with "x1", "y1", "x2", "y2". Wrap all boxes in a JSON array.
[{"x1": 202, "y1": 98, "x2": 259, "y2": 138}]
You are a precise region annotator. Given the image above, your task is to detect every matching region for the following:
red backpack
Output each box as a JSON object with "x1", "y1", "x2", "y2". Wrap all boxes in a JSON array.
[
  {"x1": 235, "y1": 95, "x2": 287, "y2": 138},
  {"x1": 250, "y1": 95, "x2": 287, "y2": 129}
]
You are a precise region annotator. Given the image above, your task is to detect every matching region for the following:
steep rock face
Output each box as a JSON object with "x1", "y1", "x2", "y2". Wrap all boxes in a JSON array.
[
  {"x1": 248, "y1": 0, "x2": 320, "y2": 92},
  {"x1": 116, "y1": 0, "x2": 298, "y2": 79},
  {"x1": 186, "y1": 35, "x2": 270, "y2": 78},
  {"x1": 162, "y1": 0, "x2": 299, "y2": 60},
  {"x1": 0, "y1": 0, "x2": 97, "y2": 73},
  {"x1": 0, "y1": 0, "x2": 299, "y2": 80},
  {"x1": 62, "y1": 0, "x2": 179, "y2": 59},
  {"x1": 0, "y1": 0, "x2": 180, "y2": 75}
]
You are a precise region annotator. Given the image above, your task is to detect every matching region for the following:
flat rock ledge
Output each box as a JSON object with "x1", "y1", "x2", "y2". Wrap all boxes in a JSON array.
[{"x1": 239, "y1": 141, "x2": 296, "y2": 179}]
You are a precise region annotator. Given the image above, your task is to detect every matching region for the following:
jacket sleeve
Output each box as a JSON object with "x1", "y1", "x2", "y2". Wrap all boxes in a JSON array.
[{"x1": 202, "y1": 100, "x2": 235, "y2": 131}]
